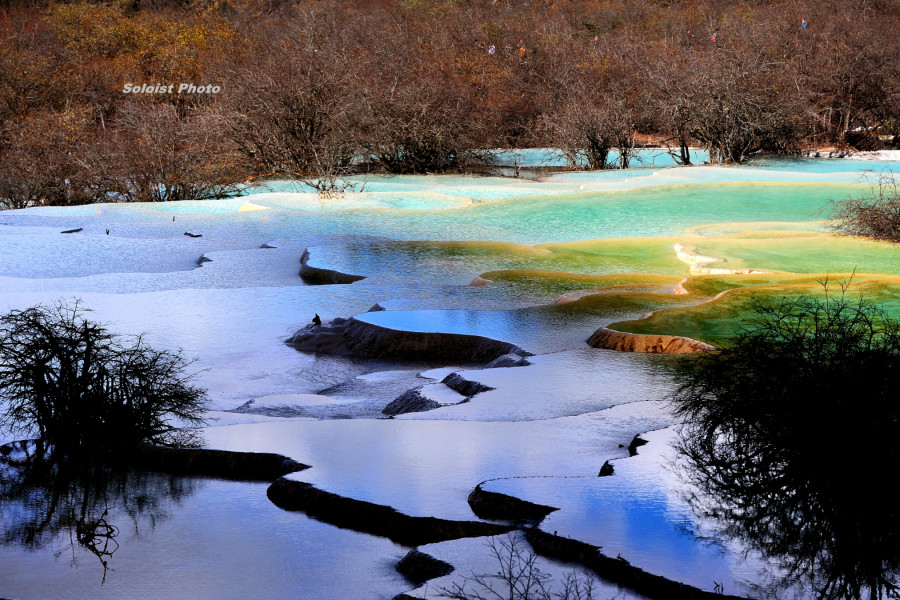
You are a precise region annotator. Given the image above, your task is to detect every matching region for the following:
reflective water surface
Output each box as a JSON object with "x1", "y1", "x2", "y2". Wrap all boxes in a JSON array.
[{"x1": 2, "y1": 156, "x2": 899, "y2": 598}]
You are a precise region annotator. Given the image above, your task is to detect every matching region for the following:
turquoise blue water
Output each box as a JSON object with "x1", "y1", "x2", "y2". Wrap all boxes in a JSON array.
[
  {"x1": 54, "y1": 181, "x2": 858, "y2": 245},
  {"x1": 484, "y1": 147, "x2": 712, "y2": 168},
  {"x1": 15, "y1": 157, "x2": 887, "y2": 248}
]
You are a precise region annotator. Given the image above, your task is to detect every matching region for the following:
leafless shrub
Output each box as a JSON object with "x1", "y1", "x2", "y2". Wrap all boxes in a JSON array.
[
  {"x1": 0, "y1": 300, "x2": 207, "y2": 451},
  {"x1": 830, "y1": 170, "x2": 900, "y2": 242}
]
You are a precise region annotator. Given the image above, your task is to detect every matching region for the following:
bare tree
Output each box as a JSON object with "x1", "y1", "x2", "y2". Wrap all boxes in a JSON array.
[
  {"x1": 225, "y1": 16, "x2": 362, "y2": 177},
  {"x1": 100, "y1": 102, "x2": 245, "y2": 203},
  {"x1": 438, "y1": 534, "x2": 598, "y2": 600},
  {"x1": 0, "y1": 300, "x2": 207, "y2": 451},
  {"x1": 687, "y1": 49, "x2": 807, "y2": 163},
  {"x1": 802, "y1": 12, "x2": 898, "y2": 147},
  {"x1": 647, "y1": 55, "x2": 696, "y2": 166},
  {"x1": 0, "y1": 441, "x2": 195, "y2": 582},
  {"x1": 555, "y1": 93, "x2": 638, "y2": 170},
  {"x1": 360, "y1": 75, "x2": 483, "y2": 174},
  {"x1": 0, "y1": 109, "x2": 101, "y2": 209}
]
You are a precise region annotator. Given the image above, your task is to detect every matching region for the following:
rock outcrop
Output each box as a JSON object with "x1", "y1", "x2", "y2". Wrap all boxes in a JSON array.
[
  {"x1": 299, "y1": 248, "x2": 366, "y2": 285},
  {"x1": 383, "y1": 373, "x2": 495, "y2": 416},
  {"x1": 287, "y1": 317, "x2": 531, "y2": 364},
  {"x1": 485, "y1": 353, "x2": 531, "y2": 368},
  {"x1": 441, "y1": 372, "x2": 494, "y2": 397},
  {"x1": 383, "y1": 388, "x2": 442, "y2": 416},
  {"x1": 587, "y1": 327, "x2": 714, "y2": 354},
  {"x1": 627, "y1": 435, "x2": 648, "y2": 457},
  {"x1": 395, "y1": 549, "x2": 454, "y2": 583},
  {"x1": 285, "y1": 317, "x2": 353, "y2": 355},
  {"x1": 267, "y1": 478, "x2": 513, "y2": 546}
]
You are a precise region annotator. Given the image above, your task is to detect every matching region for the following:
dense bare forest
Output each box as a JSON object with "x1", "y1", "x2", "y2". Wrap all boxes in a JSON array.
[{"x1": 1, "y1": 0, "x2": 899, "y2": 208}]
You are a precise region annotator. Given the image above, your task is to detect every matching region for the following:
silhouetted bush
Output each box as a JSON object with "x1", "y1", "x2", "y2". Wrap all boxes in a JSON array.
[
  {"x1": 672, "y1": 287, "x2": 900, "y2": 598},
  {"x1": 0, "y1": 301, "x2": 207, "y2": 452}
]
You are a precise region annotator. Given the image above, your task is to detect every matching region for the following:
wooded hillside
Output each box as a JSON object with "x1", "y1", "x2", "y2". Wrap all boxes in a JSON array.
[{"x1": 2, "y1": 0, "x2": 898, "y2": 207}]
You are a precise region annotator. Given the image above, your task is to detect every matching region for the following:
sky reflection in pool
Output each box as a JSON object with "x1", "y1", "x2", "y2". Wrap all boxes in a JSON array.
[
  {"x1": 0, "y1": 475, "x2": 409, "y2": 600},
  {"x1": 485, "y1": 428, "x2": 793, "y2": 597}
]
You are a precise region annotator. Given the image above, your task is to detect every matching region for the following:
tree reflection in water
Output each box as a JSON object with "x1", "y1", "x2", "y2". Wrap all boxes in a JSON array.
[
  {"x1": 672, "y1": 293, "x2": 900, "y2": 600},
  {"x1": 0, "y1": 440, "x2": 197, "y2": 582}
]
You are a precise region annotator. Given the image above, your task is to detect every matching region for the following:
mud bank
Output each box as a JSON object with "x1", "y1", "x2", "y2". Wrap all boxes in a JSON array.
[
  {"x1": 524, "y1": 528, "x2": 745, "y2": 600},
  {"x1": 287, "y1": 316, "x2": 532, "y2": 363},
  {"x1": 0, "y1": 440, "x2": 308, "y2": 481},
  {"x1": 587, "y1": 326, "x2": 715, "y2": 353},
  {"x1": 133, "y1": 445, "x2": 309, "y2": 480},
  {"x1": 267, "y1": 478, "x2": 513, "y2": 546},
  {"x1": 467, "y1": 484, "x2": 558, "y2": 522},
  {"x1": 299, "y1": 248, "x2": 366, "y2": 284}
]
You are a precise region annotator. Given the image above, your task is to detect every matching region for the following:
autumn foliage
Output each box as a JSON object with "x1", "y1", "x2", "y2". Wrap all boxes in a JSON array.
[{"x1": 1, "y1": 0, "x2": 899, "y2": 207}]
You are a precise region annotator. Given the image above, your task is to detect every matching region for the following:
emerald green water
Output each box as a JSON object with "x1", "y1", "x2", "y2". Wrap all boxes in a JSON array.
[
  {"x1": 613, "y1": 276, "x2": 900, "y2": 346},
  {"x1": 689, "y1": 235, "x2": 900, "y2": 275}
]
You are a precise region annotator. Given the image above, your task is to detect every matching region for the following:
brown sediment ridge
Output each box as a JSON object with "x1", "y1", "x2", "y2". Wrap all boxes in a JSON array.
[
  {"x1": 299, "y1": 248, "x2": 366, "y2": 284},
  {"x1": 580, "y1": 240, "x2": 789, "y2": 352},
  {"x1": 587, "y1": 326, "x2": 715, "y2": 353},
  {"x1": 287, "y1": 316, "x2": 532, "y2": 363},
  {"x1": 266, "y1": 478, "x2": 513, "y2": 546}
]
